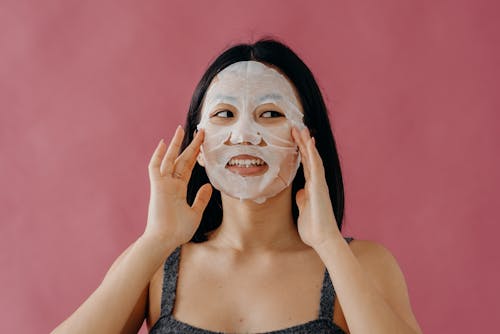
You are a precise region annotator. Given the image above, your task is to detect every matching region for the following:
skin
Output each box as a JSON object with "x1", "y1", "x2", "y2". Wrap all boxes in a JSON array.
[
  {"x1": 51, "y1": 127, "x2": 212, "y2": 334},
  {"x1": 196, "y1": 95, "x2": 303, "y2": 250},
  {"x1": 145, "y1": 126, "x2": 422, "y2": 334},
  {"x1": 52, "y1": 79, "x2": 422, "y2": 334},
  {"x1": 197, "y1": 61, "x2": 304, "y2": 204}
]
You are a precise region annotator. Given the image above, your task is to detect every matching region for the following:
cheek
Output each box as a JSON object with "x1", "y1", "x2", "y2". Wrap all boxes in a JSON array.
[
  {"x1": 261, "y1": 124, "x2": 295, "y2": 146},
  {"x1": 203, "y1": 124, "x2": 230, "y2": 142},
  {"x1": 278, "y1": 157, "x2": 298, "y2": 175}
]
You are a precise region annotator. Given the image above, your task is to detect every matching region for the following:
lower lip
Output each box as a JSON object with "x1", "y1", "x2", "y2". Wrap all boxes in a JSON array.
[{"x1": 225, "y1": 164, "x2": 268, "y2": 176}]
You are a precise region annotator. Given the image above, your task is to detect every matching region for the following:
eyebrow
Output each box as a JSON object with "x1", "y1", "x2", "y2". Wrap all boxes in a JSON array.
[
  {"x1": 257, "y1": 93, "x2": 283, "y2": 103},
  {"x1": 210, "y1": 94, "x2": 238, "y2": 104},
  {"x1": 208, "y1": 93, "x2": 284, "y2": 106}
]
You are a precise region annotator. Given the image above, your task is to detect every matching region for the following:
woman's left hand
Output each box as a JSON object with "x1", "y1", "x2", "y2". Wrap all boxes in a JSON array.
[{"x1": 291, "y1": 126, "x2": 342, "y2": 249}]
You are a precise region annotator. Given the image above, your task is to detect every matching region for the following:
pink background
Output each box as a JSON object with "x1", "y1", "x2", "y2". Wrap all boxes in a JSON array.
[{"x1": 1, "y1": 0, "x2": 498, "y2": 333}]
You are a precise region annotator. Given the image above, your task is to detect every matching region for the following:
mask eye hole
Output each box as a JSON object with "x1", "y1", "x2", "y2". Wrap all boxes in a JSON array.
[
  {"x1": 257, "y1": 108, "x2": 286, "y2": 126},
  {"x1": 209, "y1": 108, "x2": 237, "y2": 125},
  {"x1": 260, "y1": 110, "x2": 285, "y2": 118},
  {"x1": 256, "y1": 103, "x2": 286, "y2": 123},
  {"x1": 212, "y1": 109, "x2": 234, "y2": 118}
]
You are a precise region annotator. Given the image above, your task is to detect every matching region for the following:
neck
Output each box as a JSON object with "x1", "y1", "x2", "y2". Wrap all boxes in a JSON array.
[{"x1": 206, "y1": 186, "x2": 305, "y2": 253}]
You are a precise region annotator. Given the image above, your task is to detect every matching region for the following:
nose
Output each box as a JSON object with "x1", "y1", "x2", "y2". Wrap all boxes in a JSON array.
[{"x1": 227, "y1": 128, "x2": 262, "y2": 145}]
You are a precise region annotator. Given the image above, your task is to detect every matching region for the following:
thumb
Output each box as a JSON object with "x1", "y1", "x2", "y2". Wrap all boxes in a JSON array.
[
  {"x1": 191, "y1": 183, "x2": 212, "y2": 217},
  {"x1": 295, "y1": 188, "x2": 306, "y2": 211}
]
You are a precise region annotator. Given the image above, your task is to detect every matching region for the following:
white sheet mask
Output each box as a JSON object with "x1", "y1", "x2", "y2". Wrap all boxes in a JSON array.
[{"x1": 196, "y1": 61, "x2": 306, "y2": 203}]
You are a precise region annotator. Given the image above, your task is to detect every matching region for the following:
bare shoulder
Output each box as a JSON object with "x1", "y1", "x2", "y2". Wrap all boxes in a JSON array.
[
  {"x1": 345, "y1": 238, "x2": 405, "y2": 272},
  {"x1": 347, "y1": 238, "x2": 392, "y2": 260},
  {"x1": 347, "y1": 238, "x2": 423, "y2": 334}
]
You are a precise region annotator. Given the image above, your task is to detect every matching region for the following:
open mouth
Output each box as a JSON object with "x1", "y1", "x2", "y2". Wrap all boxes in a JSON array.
[{"x1": 225, "y1": 154, "x2": 269, "y2": 176}]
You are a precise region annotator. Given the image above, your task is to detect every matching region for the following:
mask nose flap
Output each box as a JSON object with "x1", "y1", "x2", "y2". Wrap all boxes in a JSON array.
[{"x1": 228, "y1": 127, "x2": 262, "y2": 145}]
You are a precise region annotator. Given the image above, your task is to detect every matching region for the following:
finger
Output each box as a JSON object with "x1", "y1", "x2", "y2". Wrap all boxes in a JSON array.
[
  {"x1": 295, "y1": 188, "x2": 306, "y2": 211},
  {"x1": 291, "y1": 127, "x2": 308, "y2": 176},
  {"x1": 160, "y1": 125, "x2": 184, "y2": 176},
  {"x1": 301, "y1": 127, "x2": 322, "y2": 180},
  {"x1": 148, "y1": 138, "x2": 167, "y2": 179},
  {"x1": 173, "y1": 128, "x2": 205, "y2": 182},
  {"x1": 292, "y1": 127, "x2": 311, "y2": 180},
  {"x1": 306, "y1": 135, "x2": 326, "y2": 180},
  {"x1": 191, "y1": 183, "x2": 212, "y2": 217}
]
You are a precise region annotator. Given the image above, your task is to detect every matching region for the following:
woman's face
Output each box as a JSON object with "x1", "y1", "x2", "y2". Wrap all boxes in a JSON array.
[{"x1": 196, "y1": 61, "x2": 306, "y2": 204}]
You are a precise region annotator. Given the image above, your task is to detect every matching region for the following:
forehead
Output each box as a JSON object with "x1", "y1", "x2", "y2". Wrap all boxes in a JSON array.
[{"x1": 204, "y1": 61, "x2": 301, "y2": 105}]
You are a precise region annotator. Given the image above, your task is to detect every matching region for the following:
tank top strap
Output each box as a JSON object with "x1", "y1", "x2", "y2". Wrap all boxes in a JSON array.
[
  {"x1": 318, "y1": 236, "x2": 354, "y2": 320},
  {"x1": 159, "y1": 245, "x2": 182, "y2": 316}
]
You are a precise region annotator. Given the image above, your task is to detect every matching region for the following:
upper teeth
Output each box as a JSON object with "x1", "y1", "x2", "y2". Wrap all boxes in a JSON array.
[{"x1": 228, "y1": 158, "x2": 265, "y2": 167}]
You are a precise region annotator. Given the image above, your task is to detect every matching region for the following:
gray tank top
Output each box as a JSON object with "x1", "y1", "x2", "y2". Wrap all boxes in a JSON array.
[{"x1": 149, "y1": 236, "x2": 354, "y2": 334}]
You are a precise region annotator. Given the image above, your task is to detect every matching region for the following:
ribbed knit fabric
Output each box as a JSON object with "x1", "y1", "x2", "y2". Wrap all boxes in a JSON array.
[{"x1": 150, "y1": 237, "x2": 354, "y2": 334}]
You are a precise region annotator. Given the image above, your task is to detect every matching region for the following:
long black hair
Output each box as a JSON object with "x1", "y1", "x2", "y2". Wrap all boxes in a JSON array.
[{"x1": 181, "y1": 38, "x2": 345, "y2": 242}]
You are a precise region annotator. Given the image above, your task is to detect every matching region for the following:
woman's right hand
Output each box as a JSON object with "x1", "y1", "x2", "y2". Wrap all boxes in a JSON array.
[{"x1": 144, "y1": 125, "x2": 212, "y2": 246}]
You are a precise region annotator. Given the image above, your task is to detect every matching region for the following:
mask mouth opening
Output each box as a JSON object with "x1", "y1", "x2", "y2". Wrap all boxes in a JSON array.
[{"x1": 225, "y1": 154, "x2": 269, "y2": 176}]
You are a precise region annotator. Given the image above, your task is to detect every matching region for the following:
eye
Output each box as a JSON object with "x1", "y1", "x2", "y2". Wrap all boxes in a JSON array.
[
  {"x1": 212, "y1": 109, "x2": 234, "y2": 118},
  {"x1": 260, "y1": 110, "x2": 284, "y2": 118}
]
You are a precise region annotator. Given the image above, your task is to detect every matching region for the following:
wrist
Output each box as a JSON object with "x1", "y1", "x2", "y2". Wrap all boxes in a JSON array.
[
  {"x1": 313, "y1": 231, "x2": 345, "y2": 258},
  {"x1": 138, "y1": 233, "x2": 180, "y2": 254}
]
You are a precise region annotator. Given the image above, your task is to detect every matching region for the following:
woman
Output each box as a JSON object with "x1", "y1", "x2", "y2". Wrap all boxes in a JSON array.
[{"x1": 52, "y1": 39, "x2": 422, "y2": 334}]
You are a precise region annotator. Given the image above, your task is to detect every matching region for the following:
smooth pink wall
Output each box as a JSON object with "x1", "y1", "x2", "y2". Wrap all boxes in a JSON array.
[{"x1": 1, "y1": 0, "x2": 498, "y2": 333}]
